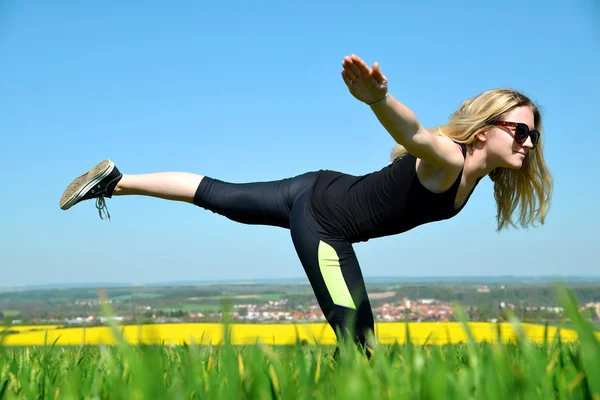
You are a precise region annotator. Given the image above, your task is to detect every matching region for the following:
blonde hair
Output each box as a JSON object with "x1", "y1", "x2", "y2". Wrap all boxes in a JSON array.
[{"x1": 391, "y1": 88, "x2": 553, "y2": 231}]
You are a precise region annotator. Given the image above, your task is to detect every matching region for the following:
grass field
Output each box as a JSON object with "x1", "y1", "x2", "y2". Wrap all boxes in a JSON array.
[{"x1": 0, "y1": 288, "x2": 598, "y2": 399}]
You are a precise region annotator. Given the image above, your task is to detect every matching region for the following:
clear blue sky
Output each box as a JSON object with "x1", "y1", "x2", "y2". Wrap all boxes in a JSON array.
[{"x1": 1, "y1": 1, "x2": 598, "y2": 286}]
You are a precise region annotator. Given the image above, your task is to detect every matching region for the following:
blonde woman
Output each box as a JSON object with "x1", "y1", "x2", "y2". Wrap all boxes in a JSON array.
[{"x1": 59, "y1": 54, "x2": 552, "y2": 358}]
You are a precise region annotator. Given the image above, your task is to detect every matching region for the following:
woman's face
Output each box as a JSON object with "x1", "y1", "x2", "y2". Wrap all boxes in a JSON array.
[{"x1": 482, "y1": 106, "x2": 537, "y2": 170}]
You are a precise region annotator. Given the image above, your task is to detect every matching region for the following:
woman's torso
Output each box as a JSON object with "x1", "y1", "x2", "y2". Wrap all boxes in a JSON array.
[{"x1": 308, "y1": 143, "x2": 481, "y2": 243}]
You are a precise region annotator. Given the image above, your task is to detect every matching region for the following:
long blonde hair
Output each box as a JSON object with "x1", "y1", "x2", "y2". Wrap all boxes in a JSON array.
[{"x1": 390, "y1": 88, "x2": 553, "y2": 231}]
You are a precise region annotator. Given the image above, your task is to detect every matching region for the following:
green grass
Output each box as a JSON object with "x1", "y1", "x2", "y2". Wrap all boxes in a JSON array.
[{"x1": 0, "y1": 287, "x2": 598, "y2": 399}]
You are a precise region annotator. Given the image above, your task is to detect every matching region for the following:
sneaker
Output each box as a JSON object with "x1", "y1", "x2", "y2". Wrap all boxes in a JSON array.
[{"x1": 59, "y1": 159, "x2": 122, "y2": 220}]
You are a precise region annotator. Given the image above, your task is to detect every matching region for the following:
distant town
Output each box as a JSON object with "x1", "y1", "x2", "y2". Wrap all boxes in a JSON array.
[{"x1": 3, "y1": 281, "x2": 599, "y2": 328}]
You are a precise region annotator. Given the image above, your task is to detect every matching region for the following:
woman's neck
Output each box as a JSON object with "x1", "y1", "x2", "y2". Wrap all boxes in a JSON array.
[{"x1": 463, "y1": 144, "x2": 495, "y2": 182}]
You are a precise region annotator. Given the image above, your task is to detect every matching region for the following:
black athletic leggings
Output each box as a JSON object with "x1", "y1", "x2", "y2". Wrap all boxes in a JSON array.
[{"x1": 193, "y1": 172, "x2": 374, "y2": 354}]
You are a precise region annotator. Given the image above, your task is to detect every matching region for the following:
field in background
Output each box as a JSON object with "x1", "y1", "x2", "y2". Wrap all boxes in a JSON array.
[
  {"x1": 1, "y1": 321, "x2": 596, "y2": 347},
  {"x1": 1, "y1": 288, "x2": 599, "y2": 399}
]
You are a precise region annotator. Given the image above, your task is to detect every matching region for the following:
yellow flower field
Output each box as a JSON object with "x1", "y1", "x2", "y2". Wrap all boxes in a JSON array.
[
  {"x1": 1, "y1": 325, "x2": 61, "y2": 333},
  {"x1": 2, "y1": 322, "x2": 597, "y2": 347}
]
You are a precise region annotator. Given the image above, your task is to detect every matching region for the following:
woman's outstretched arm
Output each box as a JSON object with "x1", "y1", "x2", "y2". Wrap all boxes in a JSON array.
[{"x1": 341, "y1": 54, "x2": 463, "y2": 170}]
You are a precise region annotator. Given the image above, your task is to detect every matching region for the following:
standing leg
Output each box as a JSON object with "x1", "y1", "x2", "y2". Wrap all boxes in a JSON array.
[{"x1": 289, "y1": 192, "x2": 375, "y2": 358}]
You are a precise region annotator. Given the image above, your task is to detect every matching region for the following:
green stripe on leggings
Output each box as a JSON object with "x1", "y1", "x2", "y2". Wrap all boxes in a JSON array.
[{"x1": 317, "y1": 241, "x2": 356, "y2": 309}]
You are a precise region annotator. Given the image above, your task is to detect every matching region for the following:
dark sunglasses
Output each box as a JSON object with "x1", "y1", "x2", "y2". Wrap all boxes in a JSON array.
[{"x1": 487, "y1": 120, "x2": 540, "y2": 148}]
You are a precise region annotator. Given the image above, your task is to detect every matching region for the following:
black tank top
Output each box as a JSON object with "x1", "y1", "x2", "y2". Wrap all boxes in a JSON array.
[{"x1": 309, "y1": 143, "x2": 481, "y2": 243}]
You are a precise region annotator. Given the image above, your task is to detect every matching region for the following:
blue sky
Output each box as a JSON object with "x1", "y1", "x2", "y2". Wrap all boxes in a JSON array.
[{"x1": 1, "y1": 1, "x2": 598, "y2": 286}]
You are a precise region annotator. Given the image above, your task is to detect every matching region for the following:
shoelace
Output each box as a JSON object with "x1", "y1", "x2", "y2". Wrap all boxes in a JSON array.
[{"x1": 96, "y1": 196, "x2": 111, "y2": 221}]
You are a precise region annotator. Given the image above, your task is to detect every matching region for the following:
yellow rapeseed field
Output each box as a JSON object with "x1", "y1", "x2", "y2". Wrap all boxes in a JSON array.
[
  {"x1": 2, "y1": 322, "x2": 596, "y2": 346},
  {"x1": 2, "y1": 325, "x2": 61, "y2": 333}
]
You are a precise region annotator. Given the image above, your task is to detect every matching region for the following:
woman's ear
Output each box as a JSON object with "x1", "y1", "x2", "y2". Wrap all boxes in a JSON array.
[{"x1": 475, "y1": 128, "x2": 488, "y2": 143}]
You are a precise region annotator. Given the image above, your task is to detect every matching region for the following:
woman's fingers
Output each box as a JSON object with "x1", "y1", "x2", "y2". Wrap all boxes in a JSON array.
[
  {"x1": 344, "y1": 56, "x2": 362, "y2": 79},
  {"x1": 372, "y1": 61, "x2": 387, "y2": 84},
  {"x1": 351, "y1": 54, "x2": 371, "y2": 75},
  {"x1": 341, "y1": 70, "x2": 353, "y2": 88},
  {"x1": 342, "y1": 58, "x2": 358, "y2": 81}
]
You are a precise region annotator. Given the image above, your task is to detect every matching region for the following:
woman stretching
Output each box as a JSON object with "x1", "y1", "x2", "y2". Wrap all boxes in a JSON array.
[{"x1": 59, "y1": 54, "x2": 552, "y2": 357}]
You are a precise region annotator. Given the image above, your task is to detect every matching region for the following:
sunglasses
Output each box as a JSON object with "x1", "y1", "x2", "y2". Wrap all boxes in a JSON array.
[{"x1": 487, "y1": 120, "x2": 540, "y2": 148}]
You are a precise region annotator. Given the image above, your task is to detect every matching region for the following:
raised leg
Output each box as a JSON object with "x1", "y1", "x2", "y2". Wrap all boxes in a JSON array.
[
  {"x1": 60, "y1": 159, "x2": 318, "y2": 227},
  {"x1": 113, "y1": 172, "x2": 204, "y2": 203}
]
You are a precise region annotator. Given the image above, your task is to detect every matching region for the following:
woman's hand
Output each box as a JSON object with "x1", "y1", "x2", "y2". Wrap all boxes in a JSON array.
[{"x1": 341, "y1": 54, "x2": 388, "y2": 105}]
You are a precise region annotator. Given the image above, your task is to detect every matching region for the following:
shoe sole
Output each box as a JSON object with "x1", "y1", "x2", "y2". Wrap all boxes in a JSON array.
[{"x1": 60, "y1": 159, "x2": 115, "y2": 210}]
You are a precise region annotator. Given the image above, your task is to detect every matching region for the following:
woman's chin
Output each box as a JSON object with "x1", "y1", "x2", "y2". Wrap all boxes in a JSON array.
[
  {"x1": 499, "y1": 158, "x2": 524, "y2": 170},
  {"x1": 508, "y1": 159, "x2": 525, "y2": 169}
]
